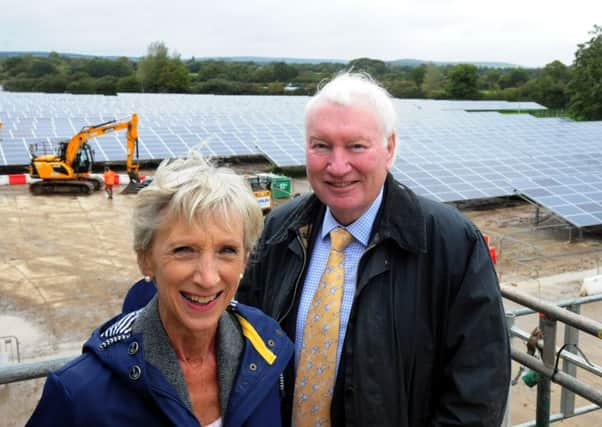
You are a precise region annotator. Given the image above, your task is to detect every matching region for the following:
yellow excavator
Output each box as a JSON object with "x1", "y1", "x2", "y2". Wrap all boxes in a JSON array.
[{"x1": 28, "y1": 114, "x2": 141, "y2": 195}]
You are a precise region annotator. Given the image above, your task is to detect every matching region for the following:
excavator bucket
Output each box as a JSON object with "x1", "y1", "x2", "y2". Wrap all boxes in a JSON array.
[
  {"x1": 121, "y1": 182, "x2": 145, "y2": 194},
  {"x1": 120, "y1": 172, "x2": 150, "y2": 194}
]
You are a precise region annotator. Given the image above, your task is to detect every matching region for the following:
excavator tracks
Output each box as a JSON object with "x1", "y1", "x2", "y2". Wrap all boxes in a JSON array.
[{"x1": 29, "y1": 179, "x2": 98, "y2": 196}]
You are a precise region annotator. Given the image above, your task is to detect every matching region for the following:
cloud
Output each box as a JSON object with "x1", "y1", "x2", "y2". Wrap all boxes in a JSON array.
[{"x1": 0, "y1": 0, "x2": 600, "y2": 67}]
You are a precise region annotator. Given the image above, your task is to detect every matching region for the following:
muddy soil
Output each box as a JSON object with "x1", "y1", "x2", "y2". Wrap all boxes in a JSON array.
[{"x1": 1, "y1": 180, "x2": 601, "y2": 426}]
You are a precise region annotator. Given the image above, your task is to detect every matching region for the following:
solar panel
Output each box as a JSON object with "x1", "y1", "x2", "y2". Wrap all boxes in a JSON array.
[
  {"x1": 2, "y1": 92, "x2": 602, "y2": 227},
  {"x1": 514, "y1": 174, "x2": 602, "y2": 227}
]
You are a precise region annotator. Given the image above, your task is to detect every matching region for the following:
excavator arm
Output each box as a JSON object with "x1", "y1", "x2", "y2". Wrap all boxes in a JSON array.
[
  {"x1": 63, "y1": 114, "x2": 139, "y2": 170},
  {"x1": 125, "y1": 113, "x2": 140, "y2": 181}
]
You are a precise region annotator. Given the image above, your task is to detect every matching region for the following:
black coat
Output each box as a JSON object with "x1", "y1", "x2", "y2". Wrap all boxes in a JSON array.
[{"x1": 238, "y1": 174, "x2": 510, "y2": 427}]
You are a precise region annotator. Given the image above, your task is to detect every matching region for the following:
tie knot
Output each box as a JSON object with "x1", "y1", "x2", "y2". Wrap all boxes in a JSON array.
[{"x1": 330, "y1": 227, "x2": 353, "y2": 252}]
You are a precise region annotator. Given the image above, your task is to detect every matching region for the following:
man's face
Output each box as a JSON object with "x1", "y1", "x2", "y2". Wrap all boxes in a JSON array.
[{"x1": 305, "y1": 102, "x2": 395, "y2": 225}]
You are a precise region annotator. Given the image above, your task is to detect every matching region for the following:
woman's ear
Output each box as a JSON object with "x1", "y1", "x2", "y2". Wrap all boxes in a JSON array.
[{"x1": 137, "y1": 251, "x2": 152, "y2": 277}]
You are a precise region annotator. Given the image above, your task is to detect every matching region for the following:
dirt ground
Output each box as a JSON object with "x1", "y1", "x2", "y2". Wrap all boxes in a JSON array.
[{"x1": 0, "y1": 174, "x2": 601, "y2": 426}]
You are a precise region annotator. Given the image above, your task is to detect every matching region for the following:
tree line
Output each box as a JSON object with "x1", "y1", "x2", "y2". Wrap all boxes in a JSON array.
[{"x1": 1, "y1": 26, "x2": 601, "y2": 120}]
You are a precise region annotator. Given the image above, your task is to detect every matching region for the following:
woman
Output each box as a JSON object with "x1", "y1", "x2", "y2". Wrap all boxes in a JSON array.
[{"x1": 27, "y1": 152, "x2": 293, "y2": 427}]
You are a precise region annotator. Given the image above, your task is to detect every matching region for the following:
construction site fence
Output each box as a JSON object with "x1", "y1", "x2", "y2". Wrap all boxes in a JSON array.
[
  {"x1": 1, "y1": 289, "x2": 601, "y2": 427},
  {"x1": 501, "y1": 286, "x2": 602, "y2": 427}
]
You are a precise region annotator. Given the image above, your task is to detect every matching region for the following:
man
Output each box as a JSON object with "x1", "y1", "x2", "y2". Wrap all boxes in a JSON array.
[
  {"x1": 238, "y1": 72, "x2": 510, "y2": 427},
  {"x1": 103, "y1": 166, "x2": 116, "y2": 199}
]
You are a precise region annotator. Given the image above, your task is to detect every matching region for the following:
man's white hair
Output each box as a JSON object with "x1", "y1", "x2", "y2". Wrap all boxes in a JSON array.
[{"x1": 305, "y1": 71, "x2": 398, "y2": 159}]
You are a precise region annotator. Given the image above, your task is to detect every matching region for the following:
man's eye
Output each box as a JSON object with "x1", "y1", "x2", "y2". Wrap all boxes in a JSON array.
[
  {"x1": 350, "y1": 143, "x2": 367, "y2": 151},
  {"x1": 311, "y1": 142, "x2": 329, "y2": 150}
]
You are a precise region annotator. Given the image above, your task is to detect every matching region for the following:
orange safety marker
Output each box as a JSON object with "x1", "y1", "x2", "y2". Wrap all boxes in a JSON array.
[
  {"x1": 489, "y1": 246, "x2": 497, "y2": 264},
  {"x1": 483, "y1": 233, "x2": 490, "y2": 247}
]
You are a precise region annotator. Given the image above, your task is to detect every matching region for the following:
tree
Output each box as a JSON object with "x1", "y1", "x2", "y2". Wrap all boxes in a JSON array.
[
  {"x1": 137, "y1": 41, "x2": 189, "y2": 92},
  {"x1": 409, "y1": 64, "x2": 427, "y2": 87},
  {"x1": 66, "y1": 76, "x2": 96, "y2": 94},
  {"x1": 30, "y1": 59, "x2": 57, "y2": 78},
  {"x1": 272, "y1": 62, "x2": 298, "y2": 82},
  {"x1": 521, "y1": 61, "x2": 570, "y2": 109},
  {"x1": 87, "y1": 58, "x2": 133, "y2": 78},
  {"x1": 157, "y1": 60, "x2": 190, "y2": 92},
  {"x1": 385, "y1": 80, "x2": 422, "y2": 98},
  {"x1": 568, "y1": 25, "x2": 602, "y2": 120},
  {"x1": 3, "y1": 56, "x2": 33, "y2": 77},
  {"x1": 541, "y1": 60, "x2": 570, "y2": 82},
  {"x1": 480, "y1": 69, "x2": 501, "y2": 90},
  {"x1": 421, "y1": 64, "x2": 445, "y2": 98},
  {"x1": 33, "y1": 74, "x2": 68, "y2": 93},
  {"x1": 116, "y1": 75, "x2": 141, "y2": 92},
  {"x1": 499, "y1": 68, "x2": 530, "y2": 89},
  {"x1": 196, "y1": 78, "x2": 241, "y2": 94},
  {"x1": 447, "y1": 64, "x2": 480, "y2": 99},
  {"x1": 96, "y1": 76, "x2": 118, "y2": 95}
]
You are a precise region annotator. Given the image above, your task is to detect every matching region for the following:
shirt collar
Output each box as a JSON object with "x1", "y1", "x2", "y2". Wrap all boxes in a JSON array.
[{"x1": 321, "y1": 188, "x2": 384, "y2": 247}]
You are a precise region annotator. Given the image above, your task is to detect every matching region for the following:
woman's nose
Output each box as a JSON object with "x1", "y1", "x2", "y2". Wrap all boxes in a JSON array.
[{"x1": 194, "y1": 256, "x2": 219, "y2": 286}]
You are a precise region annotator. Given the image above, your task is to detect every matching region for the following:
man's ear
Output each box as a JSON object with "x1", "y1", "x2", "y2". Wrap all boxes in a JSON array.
[{"x1": 386, "y1": 132, "x2": 396, "y2": 168}]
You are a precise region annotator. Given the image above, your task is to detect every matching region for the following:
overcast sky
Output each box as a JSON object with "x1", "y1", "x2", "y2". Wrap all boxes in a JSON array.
[{"x1": 1, "y1": 0, "x2": 599, "y2": 68}]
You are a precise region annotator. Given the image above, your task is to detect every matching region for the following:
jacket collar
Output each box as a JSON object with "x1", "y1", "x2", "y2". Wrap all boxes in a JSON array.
[
  {"x1": 266, "y1": 173, "x2": 427, "y2": 254},
  {"x1": 84, "y1": 300, "x2": 293, "y2": 426},
  {"x1": 376, "y1": 174, "x2": 428, "y2": 254},
  {"x1": 265, "y1": 192, "x2": 325, "y2": 247}
]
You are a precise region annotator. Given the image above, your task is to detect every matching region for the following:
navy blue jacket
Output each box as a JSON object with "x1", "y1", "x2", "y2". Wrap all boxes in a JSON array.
[{"x1": 27, "y1": 303, "x2": 293, "y2": 427}]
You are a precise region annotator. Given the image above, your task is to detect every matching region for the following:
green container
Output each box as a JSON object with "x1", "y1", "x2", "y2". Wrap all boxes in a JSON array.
[{"x1": 271, "y1": 175, "x2": 292, "y2": 199}]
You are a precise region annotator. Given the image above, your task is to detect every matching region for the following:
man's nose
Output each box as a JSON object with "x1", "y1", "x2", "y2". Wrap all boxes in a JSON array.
[{"x1": 327, "y1": 149, "x2": 350, "y2": 175}]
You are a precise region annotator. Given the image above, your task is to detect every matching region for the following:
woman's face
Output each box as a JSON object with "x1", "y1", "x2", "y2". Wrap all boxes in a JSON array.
[{"x1": 139, "y1": 210, "x2": 247, "y2": 338}]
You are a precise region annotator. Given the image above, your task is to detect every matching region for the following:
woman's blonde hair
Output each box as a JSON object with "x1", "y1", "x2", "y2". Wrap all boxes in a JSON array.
[{"x1": 132, "y1": 150, "x2": 263, "y2": 254}]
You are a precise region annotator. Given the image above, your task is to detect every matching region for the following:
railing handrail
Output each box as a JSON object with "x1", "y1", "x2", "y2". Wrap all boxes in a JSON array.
[
  {"x1": 501, "y1": 286, "x2": 602, "y2": 339},
  {"x1": 0, "y1": 356, "x2": 74, "y2": 385}
]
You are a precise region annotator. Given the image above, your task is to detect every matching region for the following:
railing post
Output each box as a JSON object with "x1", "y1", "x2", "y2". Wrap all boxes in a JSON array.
[
  {"x1": 536, "y1": 314, "x2": 557, "y2": 427},
  {"x1": 560, "y1": 304, "x2": 580, "y2": 417},
  {"x1": 502, "y1": 312, "x2": 515, "y2": 427}
]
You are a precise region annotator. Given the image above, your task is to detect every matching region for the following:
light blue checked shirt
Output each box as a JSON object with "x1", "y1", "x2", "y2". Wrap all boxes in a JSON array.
[{"x1": 295, "y1": 189, "x2": 384, "y2": 372}]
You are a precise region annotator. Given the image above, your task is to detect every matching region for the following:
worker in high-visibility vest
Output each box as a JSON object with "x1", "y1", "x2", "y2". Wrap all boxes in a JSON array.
[{"x1": 103, "y1": 167, "x2": 116, "y2": 199}]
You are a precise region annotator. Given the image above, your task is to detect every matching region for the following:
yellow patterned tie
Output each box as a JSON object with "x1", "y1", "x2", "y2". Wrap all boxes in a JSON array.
[{"x1": 293, "y1": 227, "x2": 353, "y2": 427}]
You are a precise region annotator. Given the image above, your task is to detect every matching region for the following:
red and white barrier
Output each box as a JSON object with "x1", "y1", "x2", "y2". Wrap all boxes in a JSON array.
[
  {"x1": 0, "y1": 173, "x2": 147, "y2": 186},
  {"x1": 0, "y1": 174, "x2": 36, "y2": 186}
]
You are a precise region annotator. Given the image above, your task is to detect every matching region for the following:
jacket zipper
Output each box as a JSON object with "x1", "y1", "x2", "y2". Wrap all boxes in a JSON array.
[{"x1": 277, "y1": 231, "x2": 307, "y2": 324}]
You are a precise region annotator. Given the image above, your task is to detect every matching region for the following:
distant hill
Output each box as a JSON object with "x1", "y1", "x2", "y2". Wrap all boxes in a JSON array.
[
  {"x1": 0, "y1": 51, "x2": 137, "y2": 61},
  {"x1": 388, "y1": 58, "x2": 521, "y2": 68},
  {"x1": 204, "y1": 56, "x2": 347, "y2": 64},
  {"x1": 0, "y1": 51, "x2": 523, "y2": 68}
]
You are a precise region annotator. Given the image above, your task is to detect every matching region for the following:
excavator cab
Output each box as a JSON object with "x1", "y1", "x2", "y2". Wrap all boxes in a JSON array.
[{"x1": 63, "y1": 142, "x2": 94, "y2": 174}]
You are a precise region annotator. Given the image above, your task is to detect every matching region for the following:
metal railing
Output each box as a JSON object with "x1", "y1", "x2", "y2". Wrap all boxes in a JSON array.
[
  {"x1": 1, "y1": 287, "x2": 601, "y2": 427},
  {"x1": 0, "y1": 335, "x2": 21, "y2": 364},
  {"x1": 502, "y1": 286, "x2": 602, "y2": 427}
]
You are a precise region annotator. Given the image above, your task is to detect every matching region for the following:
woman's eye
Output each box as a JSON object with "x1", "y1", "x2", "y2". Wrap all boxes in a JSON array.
[
  {"x1": 173, "y1": 246, "x2": 194, "y2": 255},
  {"x1": 220, "y1": 245, "x2": 238, "y2": 255}
]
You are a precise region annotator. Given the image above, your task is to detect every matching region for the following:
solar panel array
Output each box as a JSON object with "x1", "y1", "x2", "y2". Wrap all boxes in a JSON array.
[
  {"x1": 511, "y1": 174, "x2": 602, "y2": 228},
  {"x1": 1, "y1": 91, "x2": 601, "y2": 228}
]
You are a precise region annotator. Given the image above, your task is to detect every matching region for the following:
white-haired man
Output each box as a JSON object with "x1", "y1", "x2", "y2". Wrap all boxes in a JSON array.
[{"x1": 238, "y1": 72, "x2": 510, "y2": 427}]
